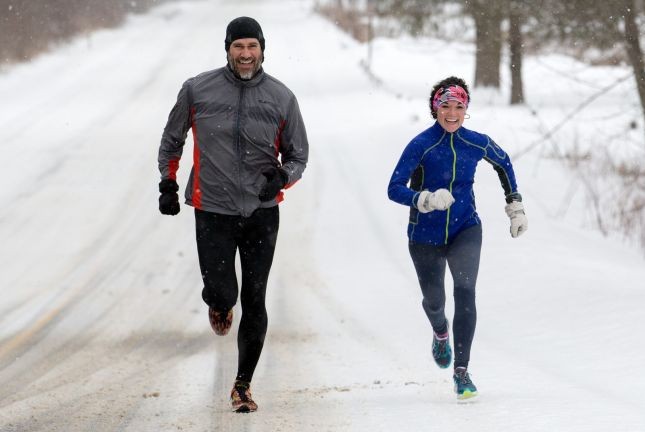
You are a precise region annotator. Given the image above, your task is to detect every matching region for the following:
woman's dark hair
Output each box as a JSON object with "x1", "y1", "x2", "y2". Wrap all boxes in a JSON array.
[{"x1": 429, "y1": 76, "x2": 470, "y2": 119}]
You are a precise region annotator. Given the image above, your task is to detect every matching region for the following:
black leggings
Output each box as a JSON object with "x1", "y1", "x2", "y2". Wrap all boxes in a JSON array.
[
  {"x1": 408, "y1": 224, "x2": 482, "y2": 369},
  {"x1": 195, "y1": 207, "x2": 279, "y2": 383}
]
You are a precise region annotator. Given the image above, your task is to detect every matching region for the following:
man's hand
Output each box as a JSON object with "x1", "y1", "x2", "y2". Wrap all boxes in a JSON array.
[
  {"x1": 259, "y1": 167, "x2": 288, "y2": 202},
  {"x1": 505, "y1": 201, "x2": 528, "y2": 238},
  {"x1": 159, "y1": 179, "x2": 180, "y2": 215},
  {"x1": 416, "y1": 189, "x2": 455, "y2": 213}
]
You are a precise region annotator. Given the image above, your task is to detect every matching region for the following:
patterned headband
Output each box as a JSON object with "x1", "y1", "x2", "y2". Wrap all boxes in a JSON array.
[{"x1": 432, "y1": 85, "x2": 469, "y2": 111}]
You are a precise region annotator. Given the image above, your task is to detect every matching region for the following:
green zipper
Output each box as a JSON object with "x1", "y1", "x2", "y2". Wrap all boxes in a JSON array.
[{"x1": 445, "y1": 133, "x2": 457, "y2": 244}]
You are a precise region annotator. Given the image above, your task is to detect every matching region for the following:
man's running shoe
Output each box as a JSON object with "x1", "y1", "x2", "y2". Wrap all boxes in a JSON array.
[
  {"x1": 230, "y1": 380, "x2": 258, "y2": 413},
  {"x1": 208, "y1": 307, "x2": 233, "y2": 336},
  {"x1": 453, "y1": 367, "x2": 478, "y2": 400}
]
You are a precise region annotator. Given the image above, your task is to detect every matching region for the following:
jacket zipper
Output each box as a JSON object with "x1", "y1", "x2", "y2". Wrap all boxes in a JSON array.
[
  {"x1": 445, "y1": 133, "x2": 457, "y2": 244},
  {"x1": 236, "y1": 86, "x2": 246, "y2": 215}
]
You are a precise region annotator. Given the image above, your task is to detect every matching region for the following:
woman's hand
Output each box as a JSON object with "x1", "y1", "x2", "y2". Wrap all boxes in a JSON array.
[
  {"x1": 416, "y1": 189, "x2": 455, "y2": 213},
  {"x1": 505, "y1": 201, "x2": 528, "y2": 237}
]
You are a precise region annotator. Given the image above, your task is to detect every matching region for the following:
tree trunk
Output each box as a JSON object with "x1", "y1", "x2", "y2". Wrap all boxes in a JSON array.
[
  {"x1": 509, "y1": 1, "x2": 525, "y2": 104},
  {"x1": 470, "y1": 0, "x2": 504, "y2": 88},
  {"x1": 622, "y1": 0, "x2": 645, "y2": 136}
]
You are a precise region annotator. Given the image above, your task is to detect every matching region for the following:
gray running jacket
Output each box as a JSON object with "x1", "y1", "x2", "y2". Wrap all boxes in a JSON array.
[{"x1": 158, "y1": 66, "x2": 309, "y2": 217}]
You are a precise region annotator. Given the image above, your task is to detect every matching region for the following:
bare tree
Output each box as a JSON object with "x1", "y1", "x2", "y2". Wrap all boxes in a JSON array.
[
  {"x1": 508, "y1": 0, "x2": 525, "y2": 104},
  {"x1": 0, "y1": 0, "x2": 167, "y2": 66},
  {"x1": 372, "y1": 0, "x2": 436, "y2": 36},
  {"x1": 466, "y1": 0, "x2": 506, "y2": 88},
  {"x1": 530, "y1": 0, "x2": 645, "y2": 136},
  {"x1": 622, "y1": 0, "x2": 645, "y2": 138}
]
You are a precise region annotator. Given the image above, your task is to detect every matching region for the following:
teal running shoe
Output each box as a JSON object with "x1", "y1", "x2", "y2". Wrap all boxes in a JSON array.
[
  {"x1": 453, "y1": 367, "x2": 478, "y2": 400},
  {"x1": 432, "y1": 331, "x2": 452, "y2": 369}
]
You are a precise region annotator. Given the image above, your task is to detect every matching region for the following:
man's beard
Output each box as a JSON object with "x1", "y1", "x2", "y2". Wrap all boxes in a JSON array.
[{"x1": 227, "y1": 53, "x2": 263, "y2": 80}]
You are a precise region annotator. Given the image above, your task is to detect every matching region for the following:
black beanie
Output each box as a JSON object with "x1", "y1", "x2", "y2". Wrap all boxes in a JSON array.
[{"x1": 224, "y1": 17, "x2": 265, "y2": 52}]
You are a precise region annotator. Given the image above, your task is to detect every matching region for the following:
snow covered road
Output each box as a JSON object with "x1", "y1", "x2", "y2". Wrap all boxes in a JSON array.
[{"x1": 1, "y1": 1, "x2": 645, "y2": 431}]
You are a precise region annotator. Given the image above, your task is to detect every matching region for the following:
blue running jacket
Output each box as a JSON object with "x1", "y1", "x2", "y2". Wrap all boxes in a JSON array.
[{"x1": 388, "y1": 122, "x2": 520, "y2": 245}]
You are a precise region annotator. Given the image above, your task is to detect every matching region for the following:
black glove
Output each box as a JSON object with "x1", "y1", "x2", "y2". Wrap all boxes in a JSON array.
[
  {"x1": 159, "y1": 178, "x2": 180, "y2": 215},
  {"x1": 259, "y1": 167, "x2": 288, "y2": 202}
]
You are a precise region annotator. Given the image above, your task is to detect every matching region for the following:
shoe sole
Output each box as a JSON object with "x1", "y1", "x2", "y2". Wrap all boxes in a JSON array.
[
  {"x1": 434, "y1": 359, "x2": 451, "y2": 369},
  {"x1": 456, "y1": 390, "x2": 478, "y2": 401},
  {"x1": 214, "y1": 328, "x2": 230, "y2": 336},
  {"x1": 232, "y1": 404, "x2": 257, "y2": 413}
]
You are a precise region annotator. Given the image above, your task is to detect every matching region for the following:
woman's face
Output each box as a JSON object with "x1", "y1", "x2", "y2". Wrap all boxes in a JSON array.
[{"x1": 436, "y1": 100, "x2": 466, "y2": 133}]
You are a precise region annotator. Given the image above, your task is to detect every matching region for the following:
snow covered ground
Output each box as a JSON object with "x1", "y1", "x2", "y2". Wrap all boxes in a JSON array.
[{"x1": 1, "y1": 0, "x2": 644, "y2": 431}]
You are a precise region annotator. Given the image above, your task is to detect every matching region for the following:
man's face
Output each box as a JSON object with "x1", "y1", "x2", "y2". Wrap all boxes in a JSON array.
[{"x1": 227, "y1": 38, "x2": 263, "y2": 80}]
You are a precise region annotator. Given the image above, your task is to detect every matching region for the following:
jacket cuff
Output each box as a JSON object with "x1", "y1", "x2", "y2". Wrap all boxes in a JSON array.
[
  {"x1": 505, "y1": 192, "x2": 522, "y2": 204},
  {"x1": 412, "y1": 192, "x2": 421, "y2": 209},
  {"x1": 277, "y1": 167, "x2": 290, "y2": 186}
]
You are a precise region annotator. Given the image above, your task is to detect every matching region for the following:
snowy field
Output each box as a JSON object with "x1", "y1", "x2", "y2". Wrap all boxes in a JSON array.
[{"x1": 1, "y1": 0, "x2": 644, "y2": 431}]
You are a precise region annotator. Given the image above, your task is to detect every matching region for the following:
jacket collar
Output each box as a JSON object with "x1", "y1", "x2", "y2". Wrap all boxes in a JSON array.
[{"x1": 224, "y1": 64, "x2": 266, "y2": 88}]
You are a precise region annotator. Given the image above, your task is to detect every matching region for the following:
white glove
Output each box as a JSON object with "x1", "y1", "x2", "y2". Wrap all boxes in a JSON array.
[
  {"x1": 505, "y1": 201, "x2": 528, "y2": 238},
  {"x1": 417, "y1": 189, "x2": 455, "y2": 213}
]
